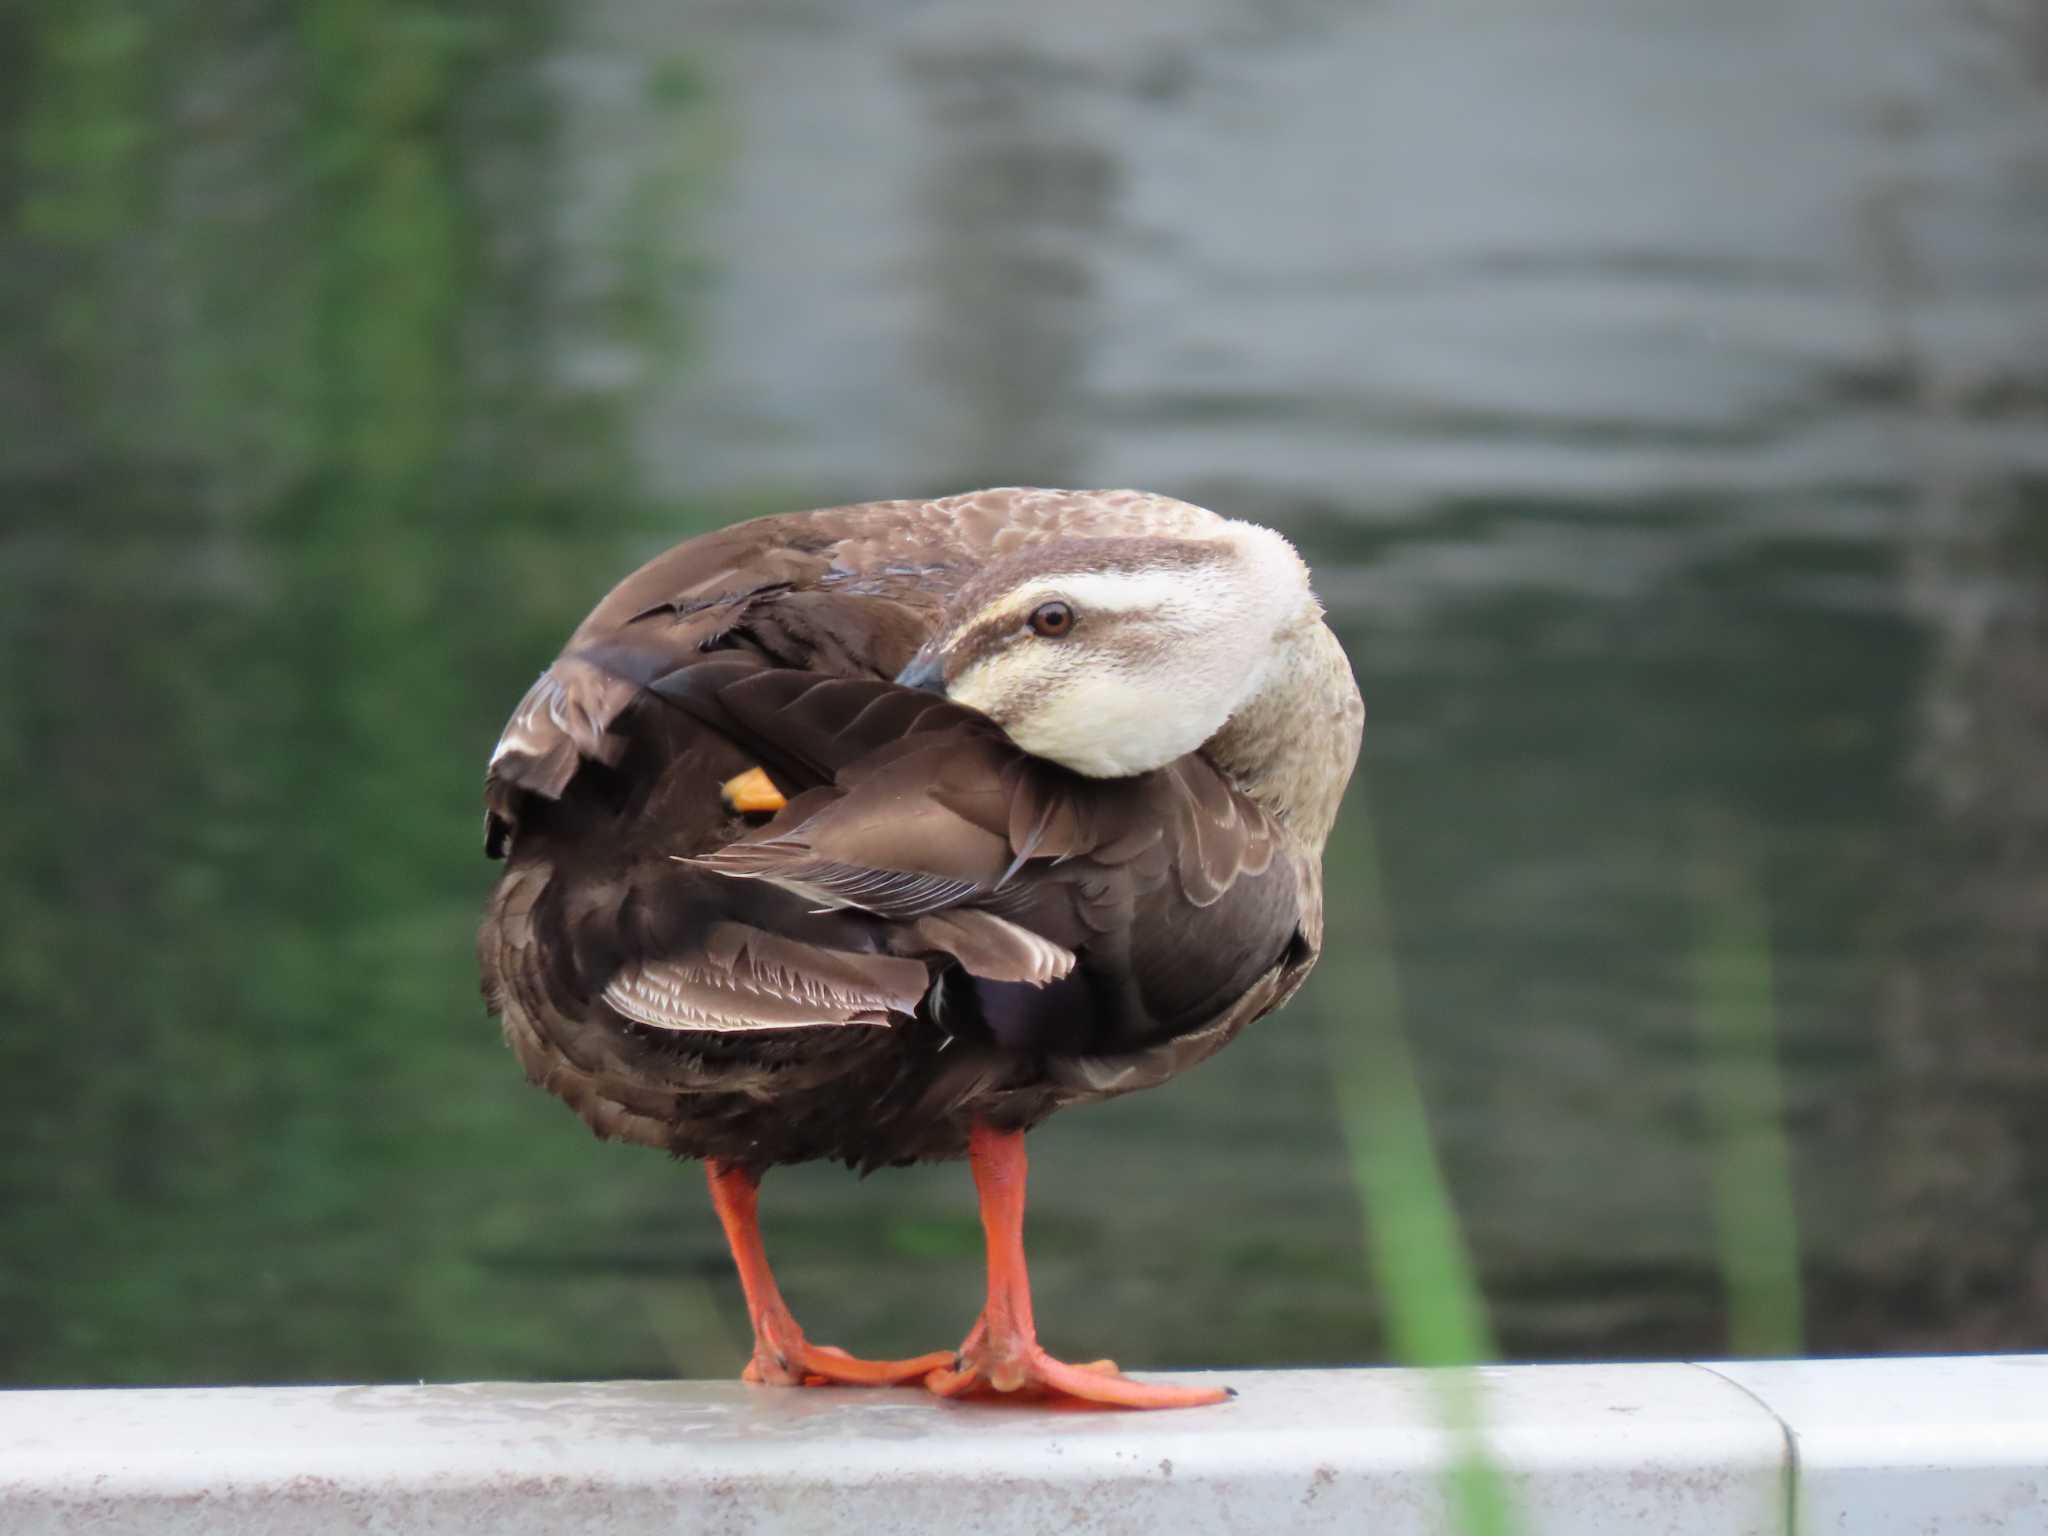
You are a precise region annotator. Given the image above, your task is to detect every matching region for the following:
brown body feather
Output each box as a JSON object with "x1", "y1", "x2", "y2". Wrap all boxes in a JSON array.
[{"x1": 478, "y1": 489, "x2": 1331, "y2": 1174}]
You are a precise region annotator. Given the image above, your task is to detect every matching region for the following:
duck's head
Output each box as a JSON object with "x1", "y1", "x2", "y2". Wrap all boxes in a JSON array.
[{"x1": 896, "y1": 521, "x2": 1320, "y2": 778}]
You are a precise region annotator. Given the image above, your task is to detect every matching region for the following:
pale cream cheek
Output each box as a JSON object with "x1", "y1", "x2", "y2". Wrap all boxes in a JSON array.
[
  {"x1": 1012, "y1": 674, "x2": 1199, "y2": 777},
  {"x1": 956, "y1": 655, "x2": 1222, "y2": 778},
  {"x1": 943, "y1": 660, "x2": 1011, "y2": 721},
  {"x1": 948, "y1": 653, "x2": 1074, "y2": 739}
]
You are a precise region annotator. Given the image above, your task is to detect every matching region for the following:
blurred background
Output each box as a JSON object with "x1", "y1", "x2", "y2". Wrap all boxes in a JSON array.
[{"x1": 3, "y1": 0, "x2": 2045, "y2": 1389}]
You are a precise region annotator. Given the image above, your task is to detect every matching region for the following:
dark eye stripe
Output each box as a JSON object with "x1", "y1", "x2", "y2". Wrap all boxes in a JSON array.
[
  {"x1": 936, "y1": 612, "x2": 1027, "y2": 676},
  {"x1": 937, "y1": 589, "x2": 1097, "y2": 675}
]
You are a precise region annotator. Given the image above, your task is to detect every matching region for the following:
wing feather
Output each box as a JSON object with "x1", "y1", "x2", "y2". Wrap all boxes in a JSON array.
[
  {"x1": 603, "y1": 924, "x2": 930, "y2": 1034},
  {"x1": 678, "y1": 675, "x2": 1300, "y2": 1050}
]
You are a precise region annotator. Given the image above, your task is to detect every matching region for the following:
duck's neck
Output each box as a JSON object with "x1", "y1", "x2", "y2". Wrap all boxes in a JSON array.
[{"x1": 1203, "y1": 616, "x2": 1363, "y2": 852}]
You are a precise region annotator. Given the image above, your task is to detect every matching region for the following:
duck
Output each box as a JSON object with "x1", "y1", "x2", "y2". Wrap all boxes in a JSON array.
[{"x1": 478, "y1": 486, "x2": 1363, "y2": 1409}]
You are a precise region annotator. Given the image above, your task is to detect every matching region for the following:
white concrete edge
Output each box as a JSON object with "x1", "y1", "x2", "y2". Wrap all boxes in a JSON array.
[{"x1": 0, "y1": 1356, "x2": 2042, "y2": 1535}]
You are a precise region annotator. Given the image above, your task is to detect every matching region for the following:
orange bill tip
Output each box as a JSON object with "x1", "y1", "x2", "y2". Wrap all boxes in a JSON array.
[{"x1": 721, "y1": 766, "x2": 788, "y2": 815}]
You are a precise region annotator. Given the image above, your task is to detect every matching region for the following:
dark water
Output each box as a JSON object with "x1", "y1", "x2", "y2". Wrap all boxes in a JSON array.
[{"x1": 2, "y1": 0, "x2": 2045, "y2": 1386}]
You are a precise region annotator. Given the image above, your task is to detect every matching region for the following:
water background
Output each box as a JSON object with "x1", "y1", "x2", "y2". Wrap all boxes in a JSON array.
[{"x1": 3, "y1": 0, "x2": 2045, "y2": 1384}]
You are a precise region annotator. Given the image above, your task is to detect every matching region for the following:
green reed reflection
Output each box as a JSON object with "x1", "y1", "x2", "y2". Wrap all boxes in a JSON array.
[{"x1": 1693, "y1": 821, "x2": 1805, "y2": 1358}]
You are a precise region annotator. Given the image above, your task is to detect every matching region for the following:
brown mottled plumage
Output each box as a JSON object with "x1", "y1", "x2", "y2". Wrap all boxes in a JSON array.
[{"x1": 477, "y1": 486, "x2": 1362, "y2": 1407}]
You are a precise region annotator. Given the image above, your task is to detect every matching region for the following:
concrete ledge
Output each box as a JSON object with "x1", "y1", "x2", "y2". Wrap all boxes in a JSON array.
[
  {"x1": 1709, "y1": 1356, "x2": 2048, "y2": 1533},
  {"x1": 1, "y1": 1357, "x2": 2042, "y2": 1534}
]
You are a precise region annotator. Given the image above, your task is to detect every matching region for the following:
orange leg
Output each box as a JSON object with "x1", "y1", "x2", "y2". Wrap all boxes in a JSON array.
[
  {"x1": 924, "y1": 1125, "x2": 1232, "y2": 1409},
  {"x1": 706, "y1": 1162, "x2": 952, "y2": 1387}
]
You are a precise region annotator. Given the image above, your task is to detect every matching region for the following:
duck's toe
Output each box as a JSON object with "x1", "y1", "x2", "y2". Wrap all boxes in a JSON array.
[
  {"x1": 925, "y1": 1335, "x2": 1227, "y2": 1409},
  {"x1": 745, "y1": 1339, "x2": 956, "y2": 1388}
]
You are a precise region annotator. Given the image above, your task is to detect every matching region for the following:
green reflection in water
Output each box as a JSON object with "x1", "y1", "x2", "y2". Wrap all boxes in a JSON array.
[
  {"x1": 1693, "y1": 820, "x2": 1805, "y2": 1359},
  {"x1": 0, "y1": 0, "x2": 720, "y2": 1386}
]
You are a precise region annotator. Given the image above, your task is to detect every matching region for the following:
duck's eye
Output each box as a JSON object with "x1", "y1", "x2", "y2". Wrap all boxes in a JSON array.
[{"x1": 1027, "y1": 600, "x2": 1075, "y2": 639}]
